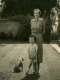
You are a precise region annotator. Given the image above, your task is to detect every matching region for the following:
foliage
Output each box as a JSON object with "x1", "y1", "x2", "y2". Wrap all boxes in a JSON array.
[{"x1": 1, "y1": 0, "x2": 57, "y2": 17}]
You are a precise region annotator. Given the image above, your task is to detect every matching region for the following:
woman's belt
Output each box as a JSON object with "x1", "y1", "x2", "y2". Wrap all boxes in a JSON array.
[{"x1": 31, "y1": 29, "x2": 42, "y2": 33}]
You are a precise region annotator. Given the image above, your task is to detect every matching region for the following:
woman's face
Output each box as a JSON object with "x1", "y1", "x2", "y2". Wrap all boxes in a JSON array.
[{"x1": 34, "y1": 12, "x2": 40, "y2": 18}]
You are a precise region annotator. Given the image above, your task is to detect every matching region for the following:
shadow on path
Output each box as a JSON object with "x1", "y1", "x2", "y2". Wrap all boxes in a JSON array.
[{"x1": 21, "y1": 74, "x2": 40, "y2": 80}]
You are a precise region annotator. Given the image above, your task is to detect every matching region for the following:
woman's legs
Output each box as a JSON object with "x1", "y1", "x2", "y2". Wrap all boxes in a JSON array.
[
  {"x1": 37, "y1": 61, "x2": 40, "y2": 73},
  {"x1": 33, "y1": 61, "x2": 39, "y2": 74}
]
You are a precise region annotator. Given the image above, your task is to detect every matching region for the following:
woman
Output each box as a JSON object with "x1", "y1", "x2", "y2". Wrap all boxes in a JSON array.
[{"x1": 50, "y1": 7, "x2": 59, "y2": 41}]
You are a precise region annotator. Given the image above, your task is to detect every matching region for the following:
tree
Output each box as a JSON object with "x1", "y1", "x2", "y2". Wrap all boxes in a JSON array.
[{"x1": 1, "y1": 0, "x2": 57, "y2": 17}]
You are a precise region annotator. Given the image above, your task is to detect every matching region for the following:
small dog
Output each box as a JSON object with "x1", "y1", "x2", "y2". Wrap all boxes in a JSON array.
[{"x1": 13, "y1": 56, "x2": 24, "y2": 73}]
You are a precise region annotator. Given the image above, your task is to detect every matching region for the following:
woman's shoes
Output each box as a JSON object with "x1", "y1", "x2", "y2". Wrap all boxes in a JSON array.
[
  {"x1": 26, "y1": 71, "x2": 40, "y2": 77},
  {"x1": 33, "y1": 72, "x2": 40, "y2": 77}
]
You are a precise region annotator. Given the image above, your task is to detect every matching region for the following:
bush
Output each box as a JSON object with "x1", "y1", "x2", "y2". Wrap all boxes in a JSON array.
[
  {"x1": 0, "y1": 15, "x2": 31, "y2": 42},
  {"x1": 10, "y1": 15, "x2": 31, "y2": 41}
]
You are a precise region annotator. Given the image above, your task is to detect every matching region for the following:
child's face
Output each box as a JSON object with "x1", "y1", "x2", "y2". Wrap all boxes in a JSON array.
[{"x1": 29, "y1": 37, "x2": 35, "y2": 43}]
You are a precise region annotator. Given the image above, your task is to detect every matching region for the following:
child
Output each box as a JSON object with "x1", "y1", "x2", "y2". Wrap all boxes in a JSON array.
[{"x1": 26, "y1": 35, "x2": 38, "y2": 75}]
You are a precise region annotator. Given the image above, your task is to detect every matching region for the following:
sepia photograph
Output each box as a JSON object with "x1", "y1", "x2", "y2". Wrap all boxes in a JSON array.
[{"x1": 0, "y1": 0, "x2": 60, "y2": 80}]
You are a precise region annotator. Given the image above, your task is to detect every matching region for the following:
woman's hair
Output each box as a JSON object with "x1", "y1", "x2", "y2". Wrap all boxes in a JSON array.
[{"x1": 51, "y1": 7, "x2": 58, "y2": 15}]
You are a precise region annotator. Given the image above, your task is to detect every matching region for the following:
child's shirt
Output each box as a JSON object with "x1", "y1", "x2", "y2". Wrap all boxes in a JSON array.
[{"x1": 28, "y1": 43, "x2": 38, "y2": 62}]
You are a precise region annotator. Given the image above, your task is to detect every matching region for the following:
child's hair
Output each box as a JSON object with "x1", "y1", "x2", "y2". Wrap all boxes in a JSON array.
[{"x1": 29, "y1": 35, "x2": 36, "y2": 42}]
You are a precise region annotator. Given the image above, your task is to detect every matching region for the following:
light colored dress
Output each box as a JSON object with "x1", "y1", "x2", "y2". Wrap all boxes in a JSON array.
[{"x1": 50, "y1": 14, "x2": 58, "y2": 33}]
